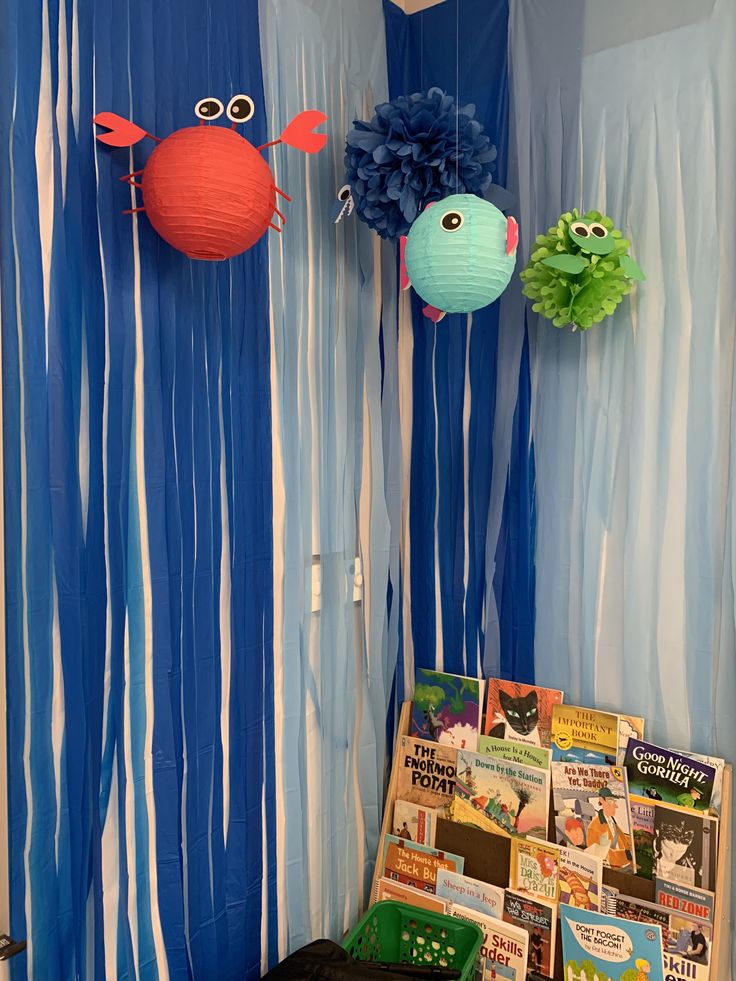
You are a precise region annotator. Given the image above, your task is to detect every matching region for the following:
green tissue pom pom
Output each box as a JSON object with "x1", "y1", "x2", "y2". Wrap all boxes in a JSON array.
[{"x1": 520, "y1": 208, "x2": 644, "y2": 331}]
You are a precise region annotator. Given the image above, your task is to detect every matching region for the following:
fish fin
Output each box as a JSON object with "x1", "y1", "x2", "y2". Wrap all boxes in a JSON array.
[
  {"x1": 400, "y1": 236, "x2": 411, "y2": 290},
  {"x1": 506, "y1": 215, "x2": 519, "y2": 255},
  {"x1": 423, "y1": 304, "x2": 445, "y2": 323}
]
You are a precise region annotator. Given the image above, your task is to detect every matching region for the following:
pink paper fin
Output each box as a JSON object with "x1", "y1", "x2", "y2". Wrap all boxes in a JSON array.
[
  {"x1": 93, "y1": 112, "x2": 149, "y2": 147},
  {"x1": 279, "y1": 110, "x2": 328, "y2": 154},
  {"x1": 400, "y1": 236, "x2": 411, "y2": 290},
  {"x1": 423, "y1": 304, "x2": 446, "y2": 323},
  {"x1": 506, "y1": 215, "x2": 519, "y2": 255}
]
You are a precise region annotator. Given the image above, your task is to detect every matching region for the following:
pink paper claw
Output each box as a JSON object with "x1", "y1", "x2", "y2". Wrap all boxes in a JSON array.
[
  {"x1": 279, "y1": 110, "x2": 328, "y2": 154},
  {"x1": 93, "y1": 112, "x2": 153, "y2": 147},
  {"x1": 506, "y1": 215, "x2": 519, "y2": 256}
]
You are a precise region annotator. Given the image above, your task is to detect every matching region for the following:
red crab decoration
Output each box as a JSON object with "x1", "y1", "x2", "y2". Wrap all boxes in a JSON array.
[{"x1": 94, "y1": 94, "x2": 328, "y2": 261}]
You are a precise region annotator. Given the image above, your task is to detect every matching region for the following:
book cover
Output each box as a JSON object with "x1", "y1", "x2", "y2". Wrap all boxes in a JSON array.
[
  {"x1": 652, "y1": 805, "x2": 718, "y2": 891},
  {"x1": 392, "y1": 799, "x2": 436, "y2": 846},
  {"x1": 373, "y1": 877, "x2": 449, "y2": 914},
  {"x1": 630, "y1": 801, "x2": 655, "y2": 879},
  {"x1": 676, "y1": 749, "x2": 725, "y2": 813},
  {"x1": 560, "y1": 905, "x2": 665, "y2": 981},
  {"x1": 551, "y1": 761, "x2": 635, "y2": 872},
  {"x1": 453, "y1": 750, "x2": 550, "y2": 840},
  {"x1": 435, "y1": 870, "x2": 505, "y2": 919},
  {"x1": 551, "y1": 704, "x2": 619, "y2": 764},
  {"x1": 484, "y1": 679, "x2": 563, "y2": 747},
  {"x1": 558, "y1": 847, "x2": 603, "y2": 912},
  {"x1": 478, "y1": 735, "x2": 552, "y2": 771},
  {"x1": 379, "y1": 834, "x2": 465, "y2": 893},
  {"x1": 509, "y1": 838, "x2": 559, "y2": 903},
  {"x1": 412, "y1": 668, "x2": 483, "y2": 750},
  {"x1": 395, "y1": 736, "x2": 457, "y2": 811},
  {"x1": 624, "y1": 738, "x2": 716, "y2": 812},
  {"x1": 502, "y1": 890, "x2": 556, "y2": 977},
  {"x1": 618, "y1": 715, "x2": 645, "y2": 766},
  {"x1": 452, "y1": 904, "x2": 529, "y2": 981},
  {"x1": 654, "y1": 878, "x2": 714, "y2": 923}
]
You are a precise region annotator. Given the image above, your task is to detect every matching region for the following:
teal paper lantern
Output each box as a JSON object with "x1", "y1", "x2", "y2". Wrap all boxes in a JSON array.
[{"x1": 401, "y1": 193, "x2": 518, "y2": 320}]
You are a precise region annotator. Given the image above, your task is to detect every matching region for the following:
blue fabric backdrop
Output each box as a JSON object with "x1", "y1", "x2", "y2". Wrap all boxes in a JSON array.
[{"x1": 382, "y1": 0, "x2": 536, "y2": 693}]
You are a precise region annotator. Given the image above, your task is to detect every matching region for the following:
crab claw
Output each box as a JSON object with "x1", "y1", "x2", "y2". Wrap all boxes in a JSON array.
[
  {"x1": 93, "y1": 112, "x2": 148, "y2": 147},
  {"x1": 279, "y1": 110, "x2": 328, "y2": 154}
]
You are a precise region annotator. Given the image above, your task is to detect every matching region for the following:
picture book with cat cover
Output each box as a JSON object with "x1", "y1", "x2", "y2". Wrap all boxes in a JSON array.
[
  {"x1": 560, "y1": 905, "x2": 665, "y2": 981},
  {"x1": 558, "y1": 847, "x2": 603, "y2": 912},
  {"x1": 502, "y1": 890, "x2": 556, "y2": 978},
  {"x1": 551, "y1": 704, "x2": 619, "y2": 764},
  {"x1": 484, "y1": 680, "x2": 563, "y2": 748},
  {"x1": 395, "y1": 736, "x2": 457, "y2": 813},
  {"x1": 451, "y1": 904, "x2": 529, "y2": 981},
  {"x1": 373, "y1": 876, "x2": 449, "y2": 914},
  {"x1": 509, "y1": 837, "x2": 559, "y2": 903},
  {"x1": 630, "y1": 800, "x2": 655, "y2": 879},
  {"x1": 412, "y1": 668, "x2": 483, "y2": 750},
  {"x1": 652, "y1": 804, "x2": 718, "y2": 891},
  {"x1": 435, "y1": 870, "x2": 505, "y2": 919},
  {"x1": 624, "y1": 738, "x2": 716, "y2": 813},
  {"x1": 379, "y1": 834, "x2": 464, "y2": 893},
  {"x1": 551, "y1": 761, "x2": 635, "y2": 872},
  {"x1": 453, "y1": 750, "x2": 550, "y2": 840},
  {"x1": 478, "y1": 735, "x2": 551, "y2": 771},
  {"x1": 392, "y1": 799, "x2": 436, "y2": 846}
]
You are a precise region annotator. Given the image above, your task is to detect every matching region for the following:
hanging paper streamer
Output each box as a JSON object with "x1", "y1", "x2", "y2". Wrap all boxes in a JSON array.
[
  {"x1": 344, "y1": 87, "x2": 498, "y2": 242},
  {"x1": 520, "y1": 209, "x2": 645, "y2": 331},
  {"x1": 94, "y1": 96, "x2": 328, "y2": 261},
  {"x1": 400, "y1": 193, "x2": 518, "y2": 322}
]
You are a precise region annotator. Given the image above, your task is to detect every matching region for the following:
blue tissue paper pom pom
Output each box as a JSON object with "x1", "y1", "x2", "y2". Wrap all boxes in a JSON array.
[{"x1": 345, "y1": 87, "x2": 497, "y2": 241}]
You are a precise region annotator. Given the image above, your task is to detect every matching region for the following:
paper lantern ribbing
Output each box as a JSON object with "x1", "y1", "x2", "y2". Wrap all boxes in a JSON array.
[
  {"x1": 520, "y1": 209, "x2": 645, "y2": 330},
  {"x1": 400, "y1": 193, "x2": 518, "y2": 322},
  {"x1": 94, "y1": 95, "x2": 328, "y2": 260}
]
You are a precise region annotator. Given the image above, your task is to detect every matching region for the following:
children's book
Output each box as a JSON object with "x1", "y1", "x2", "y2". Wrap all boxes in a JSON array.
[
  {"x1": 630, "y1": 800, "x2": 656, "y2": 879},
  {"x1": 412, "y1": 668, "x2": 483, "y2": 750},
  {"x1": 502, "y1": 890, "x2": 556, "y2": 978},
  {"x1": 435, "y1": 870, "x2": 505, "y2": 919},
  {"x1": 379, "y1": 834, "x2": 464, "y2": 893},
  {"x1": 558, "y1": 847, "x2": 603, "y2": 912},
  {"x1": 484, "y1": 679, "x2": 563, "y2": 747},
  {"x1": 478, "y1": 735, "x2": 551, "y2": 771},
  {"x1": 395, "y1": 736, "x2": 457, "y2": 813},
  {"x1": 392, "y1": 799, "x2": 437, "y2": 846},
  {"x1": 618, "y1": 714, "x2": 645, "y2": 766},
  {"x1": 509, "y1": 837, "x2": 559, "y2": 903},
  {"x1": 624, "y1": 738, "x2": 716, "y2": 812},
  {"x1": 551, "y1": 761, "x2": 635, "y2": 872},
  {"x1": 560, "y1": 905, "x2": 665, "y2": 981},
  {"x1": 652, "y1": 805, "x2": 718, "y2": 891},
  {"x1": 373, "y1": 876, "x2": 449, "y2": 914},
  {"x1": 551, "y1": 704, "x2": 619, "y2": 764},
  {"x1": 453, "y1": 750, "x2": 550, "y2": 840},
  {"x1": 451, "y1": 904, "x2": 529, "y2": 981}
]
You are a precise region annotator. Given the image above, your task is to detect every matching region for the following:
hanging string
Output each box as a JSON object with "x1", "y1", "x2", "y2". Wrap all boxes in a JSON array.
[{"x1": 455, "y1": 0, "x2": 459, "y2": 188}]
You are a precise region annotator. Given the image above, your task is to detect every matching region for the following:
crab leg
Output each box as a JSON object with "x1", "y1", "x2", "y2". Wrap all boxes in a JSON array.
[
  {"x1": 120, "y1": 171, "x2": 144, "y2": 189},
  {"x1": 273, "y1": 206, "x2": 287, "y2": 224},
  {"x1": 258, "y1": 138, "x2": 282, "y2": 152},
  {"x1": 268, "y1": 222, "x2": 282, "y2": 233},
  {"x1": 272, "y1": 185, "x2": 292, "y2": 202},
  {"x1": 123, "y1": 207, "x2": 146, "y2": 215}
]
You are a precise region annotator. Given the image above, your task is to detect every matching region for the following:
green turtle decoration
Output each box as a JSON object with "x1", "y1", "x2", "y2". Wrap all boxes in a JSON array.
[{"x1": 520, "y1": 209, "x2": 645, "y2": 331}]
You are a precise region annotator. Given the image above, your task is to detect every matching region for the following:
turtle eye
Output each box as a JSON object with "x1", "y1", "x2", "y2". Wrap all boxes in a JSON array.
[
  {"x1": 589, "y1": 221, "x2": 608, "y2": 238},
  {"x1": 570, "y1": 221, "x2": 589, "y2": 237},
  {"x1": 337, "y1": 183, "x2": 352, "y2": 202},
  {"x1": 227, "y1": 94, "x2": 255, "y2": 123},
  {"x1": 441, "y1": 210, "x2": 464, "y2": 232},
  {"x1": 195, "y1": 97, "x2": 224, "y2": 121}
]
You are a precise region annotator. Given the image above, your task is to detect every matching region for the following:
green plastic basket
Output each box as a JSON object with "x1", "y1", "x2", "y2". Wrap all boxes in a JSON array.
[{"x1": 344, "y1": 901, "x2": 484, "y2": 981}]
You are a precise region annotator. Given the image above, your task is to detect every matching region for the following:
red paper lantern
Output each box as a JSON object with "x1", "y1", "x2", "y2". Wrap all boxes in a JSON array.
[{"x1": 94, "y1": 97, "x2": 328, "y2": 261}]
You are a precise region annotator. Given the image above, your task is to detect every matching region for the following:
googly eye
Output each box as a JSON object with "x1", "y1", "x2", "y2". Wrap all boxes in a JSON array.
[
  {"x1": 194, "y1": 97, "x2": 224, "y2": 121},
  {"x1": 226, "y1": 94, "x2": 255, "y2": 123},
  {"x1": 440, "y1": 210, "x2": 464, "y2": 232},
  {"x1": 570, "y1": 221, "x2": 589, "y2": 237},
  {"x1": 337, "y1": 184, "x2": 352, "y2": 202},
  {"x1": 589, "y1": 221, "x2": 608, "y2": 238}
]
